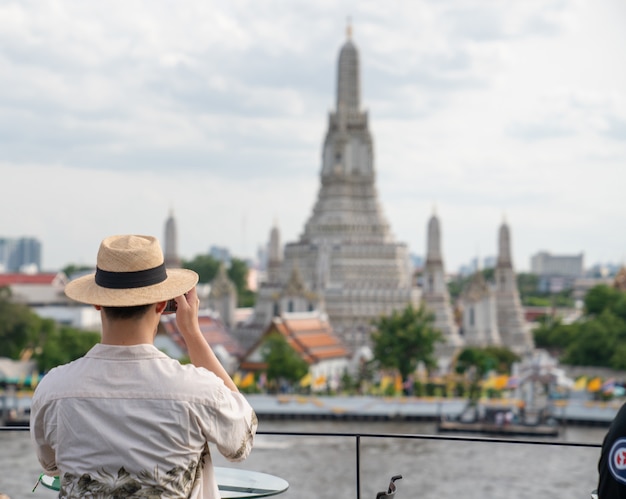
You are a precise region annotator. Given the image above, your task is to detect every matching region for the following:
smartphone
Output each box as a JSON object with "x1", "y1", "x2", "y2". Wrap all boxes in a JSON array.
[{"x1": 164, "y1": 299, "x2": 177, "y2": 314}]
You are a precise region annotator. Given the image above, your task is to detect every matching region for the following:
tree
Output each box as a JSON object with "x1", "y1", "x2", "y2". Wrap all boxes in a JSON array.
[
  {"x1": 228, "y1": 258, "x2": 255, "y2": 307},
  {"x1": 182, "y1": 254, "x2": 221, "y2": 283},
  {"x1": 371, "y1": 303, "x2": 443, "y2": 382},
  {"x1": 0, "y1": 287, "x2": 41, "y2": 359},
  {"x1": 533, "y1": 315, "x2": 576, "y2": 352},
  {"x1": 0, "y1": 287, "x2": 99, "y2": 371},
  {"x1": 454, "y1": 346, "x2": 519, "y2": 402},
  {"x1": 62, "y1": 264, "x2": 93, "y2": 278},
  {"x1": 183, "y1": 254, "x2": 256, "y2": 307},
  {"x1": 34, "y1": 324, "x2": 100, "y2": 372},
  {"x1": 561, "y1": 311, "x2": 623, "y2": 368},
  {"x1": 261, "y1": 333, "x2": 309, "y2": 389},
  {"x1": 227, "y1": 258, "x2": 248, "y2": 293},
  {"x1": 584, "y1": 285, "x2": 622, "y2": 316}
]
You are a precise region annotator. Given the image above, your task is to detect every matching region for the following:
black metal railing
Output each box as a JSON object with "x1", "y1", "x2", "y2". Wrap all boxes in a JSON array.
[
  {"x1": 257, "y1": 430, "x2": 601, "y2": 499},
  {"x1": 2, "y1": 426, "x2": 602, "y2": 499}
]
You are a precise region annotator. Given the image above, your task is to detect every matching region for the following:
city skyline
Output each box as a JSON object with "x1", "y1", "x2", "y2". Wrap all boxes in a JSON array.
[{"x1": 1, "y1": 1, "x2": 625, "y2": 273}]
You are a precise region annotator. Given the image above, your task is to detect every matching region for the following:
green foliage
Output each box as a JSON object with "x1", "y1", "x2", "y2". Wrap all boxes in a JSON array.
[
  {"x1": 454, "y1": 346, "x2": 519, "y2": 402},
  {"x1": 260, "y1": 333, "x2": 309, "y2": 385},
  {"x1": 0, "y1": 287, "x2": 99, "y2": 371},
  {"x1": 183, "y1": 254, "x2": 221, "y2": 283},
  {"x1": 238, "y1": 289, "x2": 256, "y2": 308},
  {"x1": 516, "y1": 272, "x2": 574, "y2": 307},
  {"x1": 538, "y1": 284, "x2": 626, "y2": 369},
  {"x1": 33, "y1": 324, "x2": 100, "y2": 372},
  {"x1": 584, "y1": 285, "x2": 622, "y2": 316},
  {"x1": 561, "y1": 310, "x2": 625, "y2": 368},
  {"x1": 183, "y1": 254, "x2": 256, "y2": 307},
  {"x1": 62, "y1": 265, "x2": 93, "y2": 278},
  {"x1": 524, "y1": 296, "x2": 553, "y2": 307},
  {"x1": 370, "y1": 303, "x2": 443, "y2": 381},
  {"x1": 228, "y1": 258, "x2": 249, "y2": 294},
  {"x1": 516, "y1": 273, "x2": 539, "y2": 298},
  {"x1": 533, "y1": 315, "x2": 576, "y2": 350},
  {"x1": 0, "y1": 287, "x2": 41, "y2": 359},
  {"x1": 481, "y1": 346, "x2": 520, "y2": 373},
  {"x1": 456, "y1": 348, "x2": 494, "y2": 378},
  {"x1": 455, "y1": 347, "x2": 519, "y2": 377},
  {"x1": 448, "y1": 271, "x2": 574, "y2": 307}
]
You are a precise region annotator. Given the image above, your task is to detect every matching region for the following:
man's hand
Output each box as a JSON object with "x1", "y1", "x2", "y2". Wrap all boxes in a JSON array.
[
  {"x1": 174, "y1": 286, "x2": 202, "y2": 340},
  {"x1": 173, "y1": 286, "x2": 239, "y2": 392}
]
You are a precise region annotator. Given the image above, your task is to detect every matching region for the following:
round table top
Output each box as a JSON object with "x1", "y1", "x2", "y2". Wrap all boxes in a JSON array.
[{"x1": 38, "y1": 466, "x2": 289, "y2": 498}]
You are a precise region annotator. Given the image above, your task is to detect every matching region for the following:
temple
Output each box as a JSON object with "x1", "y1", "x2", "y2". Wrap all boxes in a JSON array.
[
  {"x1": 494, "y1": 219, "x2": 535, "y2": 354},
  {"x1": 236, "y1": 27, "x2": 420, "y2": 350},
  {"x1": 422, "y1": 211, "x2": 464, "y2": 367}
]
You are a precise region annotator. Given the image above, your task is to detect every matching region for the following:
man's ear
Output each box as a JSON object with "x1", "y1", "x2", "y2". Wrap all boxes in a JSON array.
[
  {"x1": 156, "y1": 301, "x2": 167, "y2": 314},
  {"x1": 94, "y1": 305, "x2": 102, "y2": 311}
]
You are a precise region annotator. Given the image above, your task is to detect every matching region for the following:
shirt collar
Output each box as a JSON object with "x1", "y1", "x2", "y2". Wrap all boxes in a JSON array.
[{"x1": 85, "y1": 343, "x2": 169, "y2": 361}]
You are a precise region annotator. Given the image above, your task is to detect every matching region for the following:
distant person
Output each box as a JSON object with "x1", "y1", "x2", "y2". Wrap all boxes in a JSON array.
[
  {"x1": 598, "y1": 402, "x2": 626, "y2": 498},
  {"x1": 30, "y1": 234, "x2": 257, "y2": 498}
]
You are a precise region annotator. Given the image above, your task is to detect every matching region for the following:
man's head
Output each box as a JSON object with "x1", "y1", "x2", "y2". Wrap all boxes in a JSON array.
[{"x1": 65, "y1": 234, "x2": 198, "y2": 308}]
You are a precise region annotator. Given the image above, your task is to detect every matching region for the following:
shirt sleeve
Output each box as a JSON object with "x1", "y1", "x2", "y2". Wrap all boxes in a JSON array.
[
  {"x1": 197, "y1": 384, "x2": 258, "y2": 462},
  {"x1": 30, "y1": 393, "x2": 60, "y2": 475}
]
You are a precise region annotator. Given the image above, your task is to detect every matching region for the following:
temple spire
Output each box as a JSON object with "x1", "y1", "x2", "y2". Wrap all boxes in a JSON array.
[
  {"x1": 337, "y1": 23, "x2": 360, "y2": 114},
  {"x1": 497, "y1": 219, "x2": 512, "y2": 267},
  {"x1": 164, "y1": 208, "x2": 181, "y2": 268},
  {"x1": 426, "y1": 211, "x2": 442, "y2": 262},
  {"x1": 267, "y1": 222, "x2": 282, "y2": 284}
]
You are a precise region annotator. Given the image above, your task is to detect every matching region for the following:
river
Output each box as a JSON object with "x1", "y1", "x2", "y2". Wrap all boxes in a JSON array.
[{"x1": 1, "y1": 420, "x2": 606, "y2": 499}]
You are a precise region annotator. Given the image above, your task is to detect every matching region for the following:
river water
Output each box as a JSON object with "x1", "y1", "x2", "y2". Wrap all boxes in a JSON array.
[{"x1": 1, "y1": 420, "x2": 606, "y2": 499}]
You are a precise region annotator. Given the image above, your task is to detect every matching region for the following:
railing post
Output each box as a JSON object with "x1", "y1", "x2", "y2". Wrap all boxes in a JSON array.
[{"x1": 356, "y1": 435, "x2": 361, "y2": 499}]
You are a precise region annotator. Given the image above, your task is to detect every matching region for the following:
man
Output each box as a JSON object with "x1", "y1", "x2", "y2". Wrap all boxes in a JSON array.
[
  {"x1": 30, "y1": 234, "x2": 257, "y2": 498},
  {"x1": 598, "y1": 402, "x2": 626, "y2": 498}
]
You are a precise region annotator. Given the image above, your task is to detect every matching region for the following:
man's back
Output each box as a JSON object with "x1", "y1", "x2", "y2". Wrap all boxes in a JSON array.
[{"x1": 31, "y1": 343, "x2": 256, "y2": 498}]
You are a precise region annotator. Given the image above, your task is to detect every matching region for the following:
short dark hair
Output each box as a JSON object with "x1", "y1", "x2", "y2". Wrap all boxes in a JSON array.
[{"x1": 102, "y1": 304, "x2": 153, "y2": 321}]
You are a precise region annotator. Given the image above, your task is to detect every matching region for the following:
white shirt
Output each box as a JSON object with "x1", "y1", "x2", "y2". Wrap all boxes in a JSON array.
[{"x1": 30, "y1": 343, "x2": 257, "y2": 498}]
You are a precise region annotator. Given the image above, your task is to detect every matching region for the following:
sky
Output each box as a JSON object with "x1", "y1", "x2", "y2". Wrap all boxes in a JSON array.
[{"x1": 1, "y1": 0, "x2": 625, "y2": 274}]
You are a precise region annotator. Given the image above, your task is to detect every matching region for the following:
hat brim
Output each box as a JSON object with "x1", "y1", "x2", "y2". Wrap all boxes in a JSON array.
[{"x1": 64, "y1": 268, "x2": 199, "y2": 307}]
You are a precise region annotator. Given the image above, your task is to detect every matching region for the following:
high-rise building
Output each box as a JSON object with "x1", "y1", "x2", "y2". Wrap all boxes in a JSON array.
[
  {"x1": 0, "y1": 237, "x2": 42, "y2": 272},
  {"x1": 530, "y1": 251, "x2": 584, "y2": 278},
  {"x1": 530, "y1": 251, "x2": 584, "y2": 293}
]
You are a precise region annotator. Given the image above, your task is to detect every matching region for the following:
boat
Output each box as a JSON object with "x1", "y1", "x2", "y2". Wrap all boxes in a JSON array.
[
  {"x1": 0, "y1": 391, "x2": 31, "y2": 427},
  {"x1": 437, "y1": 399, "x2": 560, "y2": 437}
]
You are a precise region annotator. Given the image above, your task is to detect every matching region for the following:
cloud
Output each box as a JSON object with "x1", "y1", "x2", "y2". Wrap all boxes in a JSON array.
[
  {"x1": 505, "y1": 90, "x2": 626, "y2": 142},
  {"x1": 1, "y1": 0, "x2": 625, "y2": 273}
]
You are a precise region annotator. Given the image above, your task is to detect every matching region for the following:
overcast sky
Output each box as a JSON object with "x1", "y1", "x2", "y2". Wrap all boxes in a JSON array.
[{"x1": 1, "y1": 0, "x2": 625, "y2": 273}]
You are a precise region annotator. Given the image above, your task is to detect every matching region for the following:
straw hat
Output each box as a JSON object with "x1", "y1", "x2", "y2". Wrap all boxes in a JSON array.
[{"x1": 65, "y1": 235, "x2": 198, "y2": 307}]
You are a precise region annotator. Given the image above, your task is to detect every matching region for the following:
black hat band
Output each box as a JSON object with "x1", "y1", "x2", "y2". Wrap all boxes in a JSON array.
[{"x1": 95, "y1": 263, "x2": 167, "y2": 289}]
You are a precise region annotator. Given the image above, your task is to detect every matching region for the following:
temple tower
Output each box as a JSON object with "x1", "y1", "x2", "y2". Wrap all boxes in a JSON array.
[
  {"x1": 494, "y1": 220, "x2": 534, "y2": 355},
  {"x1": 461, "y1": 270, "x2": 501, "y2": 347},
  {"x1": 208, "y1": 264, "x2": 237, "y2": 329},
  {"x1": 422, "y1": 211, "x2": 464, "y2": 367},
  {"x1": 163, "y1": 209, "x2": 181, "y2": 268},
  {"x1": 280, "y1": 25, "x2": 420, "y2": 349},
  {"x1": 267, "y1": 222, "x2": 282, "y2": 284}
]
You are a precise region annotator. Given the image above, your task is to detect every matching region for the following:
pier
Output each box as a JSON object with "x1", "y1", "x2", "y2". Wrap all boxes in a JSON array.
[{"x1": 245, "y1": 394, "x2": 620, "y2": 426}]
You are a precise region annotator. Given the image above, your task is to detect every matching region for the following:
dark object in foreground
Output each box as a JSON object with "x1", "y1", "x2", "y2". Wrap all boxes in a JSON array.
[{"x1": 376, "y1": 475, "x2": 402, "y2": 498}]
